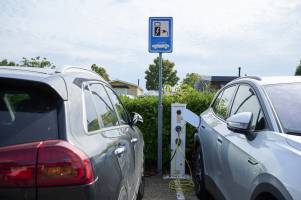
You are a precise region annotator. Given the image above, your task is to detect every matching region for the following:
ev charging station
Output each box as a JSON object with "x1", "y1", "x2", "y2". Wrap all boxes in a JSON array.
[
  {"x1": 170, "y1": 104, "x2": 201, "y2": 178},
  {"x1": 170, "y1": 104, "x2": 187, "y2": 178}
]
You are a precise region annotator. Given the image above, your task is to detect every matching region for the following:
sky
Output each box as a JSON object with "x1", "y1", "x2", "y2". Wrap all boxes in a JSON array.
[{"x1": 0, "y1": 0, "x2": 300, "y2": 89}]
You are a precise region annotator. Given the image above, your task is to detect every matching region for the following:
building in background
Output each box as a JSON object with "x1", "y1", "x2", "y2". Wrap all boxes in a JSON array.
[
  {"x1": 110, "y1": 79, "x2": 144, "y2": 97},
  {"x1": 195, "y1": 76, "x2": 238, "y2": 91}
]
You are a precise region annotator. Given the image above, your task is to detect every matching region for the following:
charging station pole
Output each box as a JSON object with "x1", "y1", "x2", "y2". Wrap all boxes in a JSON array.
[
  {"x1": 149, "y1": 17, "x2": 173, "y2": 175},
  {"x1": 157, "y1": 52, "x2": 163, "y2": 174}
]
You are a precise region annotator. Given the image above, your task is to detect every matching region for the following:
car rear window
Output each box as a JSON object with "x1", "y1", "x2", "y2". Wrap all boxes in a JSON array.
[{"x1": 0, "y1": 78, "x2": 63, "y2": 147}]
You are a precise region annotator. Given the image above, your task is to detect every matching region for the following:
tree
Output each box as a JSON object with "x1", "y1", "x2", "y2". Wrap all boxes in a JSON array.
[
  {"x1": 91, "y1": 64, "x2": 110, "y2": 81},
  {"x1": 295, "y1": 60, "x2": 301, "y2": 76},
  {"x1": 145, "y1": 57, "x2": 179, "y2": 90},
  {"x1": 182, "y1": 73, "x2": 201, "y2": 88},
  {"x1": 20, "y1": 56, "x2": 55, "y2": 68},
  {"x1": 0, "y1": 59, "x2": 17, "y2": 66}
]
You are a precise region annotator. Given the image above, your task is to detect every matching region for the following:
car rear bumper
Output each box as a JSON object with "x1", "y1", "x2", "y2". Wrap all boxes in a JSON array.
[
  {"x1": 0, "y1": 188, "x2": 36, "y2": 200},
  {"x1": 0, "y1": 178, "x2": 100, "y2": 200},
  {"x1": 37, "y1": 178, "x2": 100, "y2": 200}
]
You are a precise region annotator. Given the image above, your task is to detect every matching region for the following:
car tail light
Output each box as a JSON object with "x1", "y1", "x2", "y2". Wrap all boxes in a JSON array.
[
  {"x1": 0, "y1": 140, "x2": 94, "y2": 188},
  {"x1": 37, "y1": 140, "x2": 94, "y2": 187},
  {"x1": 0, "y1": 142, "x2": 40, "y2": 188}
]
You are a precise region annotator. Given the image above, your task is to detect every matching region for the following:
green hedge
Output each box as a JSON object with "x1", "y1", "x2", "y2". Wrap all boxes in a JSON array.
[{"x1": 120, "y1": 87, "x2": 215, "y2": 171}]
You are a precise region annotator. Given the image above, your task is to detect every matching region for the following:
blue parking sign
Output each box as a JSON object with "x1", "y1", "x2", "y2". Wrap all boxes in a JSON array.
[{"x1": 149, "y1": 17, "x2": 173, "y2": 53}]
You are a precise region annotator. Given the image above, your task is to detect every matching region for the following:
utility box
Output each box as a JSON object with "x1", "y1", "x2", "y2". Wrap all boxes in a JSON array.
[{"x1": 170, "y1": 103, "x2": 186, "y2": 178}]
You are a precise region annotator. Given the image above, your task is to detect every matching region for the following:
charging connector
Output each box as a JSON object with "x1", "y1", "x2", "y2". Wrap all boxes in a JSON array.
[
  {"x1": 175, "y1": 125, "x2": 182, "y2": 146},
  {"x1": 175, "y1": 125, "x2": 182, "y2": 133},
  {"x1": 175, "y1": 138, "x2": 182, "y2": 146}
]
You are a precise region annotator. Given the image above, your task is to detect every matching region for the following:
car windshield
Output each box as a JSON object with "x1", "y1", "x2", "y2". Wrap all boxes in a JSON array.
[{"x1": 265, "y1": 83, "x2": 301, "y2": 134}]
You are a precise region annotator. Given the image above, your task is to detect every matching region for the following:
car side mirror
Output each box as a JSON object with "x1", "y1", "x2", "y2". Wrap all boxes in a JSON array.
[
  {"x1": 227, "y1": 112, "x2": 257, "y2": 141},
  {"x1": 130, "y1": 112, "x2": 143, "y2": 126}
]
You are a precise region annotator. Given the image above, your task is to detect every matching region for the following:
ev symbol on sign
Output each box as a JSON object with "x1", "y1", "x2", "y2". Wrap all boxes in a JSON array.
[
  {"x1": 153, "y1": 21, "x2": 169, "y2": 37},
  {"x1": 154, "y1": 22, "x2": 161, "y2": 36}
]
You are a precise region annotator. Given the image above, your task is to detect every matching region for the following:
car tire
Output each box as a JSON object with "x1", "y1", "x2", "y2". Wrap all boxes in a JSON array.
[
  {"x1": 256, "y1": 193, "x2": 278, "y2": 200},
  {"x1": 193, "y1": 145, "x2": 208, "y2": 199},
  {"x1": 137, "y1": 176, "x2": 145, "y2": 200}
]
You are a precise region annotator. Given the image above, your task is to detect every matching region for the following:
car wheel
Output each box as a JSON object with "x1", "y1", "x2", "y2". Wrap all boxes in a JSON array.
[
  {"x1": 256, "y1": 193, "x2": 278, "y2": 200},
  {"x1": 193, "y1": 145, "x2": 208, "y2": 199},
  {"x1": 137, "y1": 176, "x2": 145, "y2": 200}
]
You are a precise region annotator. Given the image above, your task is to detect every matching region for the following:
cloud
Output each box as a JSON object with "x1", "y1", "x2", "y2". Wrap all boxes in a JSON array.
[{"x1": 0, "y1": 0, "x2": 300, "y2": 88}]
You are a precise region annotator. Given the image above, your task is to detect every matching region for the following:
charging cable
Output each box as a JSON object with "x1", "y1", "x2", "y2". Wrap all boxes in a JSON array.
[{"x1": 170, "y1": 126, "x2": 181, "y2": 162}]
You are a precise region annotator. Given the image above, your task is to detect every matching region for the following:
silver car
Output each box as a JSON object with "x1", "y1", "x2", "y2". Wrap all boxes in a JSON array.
[{"x1": 193, "y1": 76, "x2": 301, "y2": 200}]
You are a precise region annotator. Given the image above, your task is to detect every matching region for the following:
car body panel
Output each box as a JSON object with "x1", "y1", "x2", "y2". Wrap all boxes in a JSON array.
[
  {"x1": 200, "y1": 109, "x2": 227, "y2": 196},
  {"x1": 61, "y1": 72, "x2": 137, "y2": 200},
  {"x1": 200, "y1": 114, "x2": 296, "y2": 200},
  {"x1": 129, "y1": 125, "x2": 144, "y2": 197}
]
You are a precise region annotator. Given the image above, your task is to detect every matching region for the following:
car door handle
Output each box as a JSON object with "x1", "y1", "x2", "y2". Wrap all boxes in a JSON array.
[
  {"x1": 131, "y1": 138, "x2": 138, "y2": 144},
  {"x1": 114, "y1": 146, "x2": 126, "y2": 156},
  {"x1": 248, "y1": 158, "x2": 258, "y2": 165},
  {"x1": 217, "y1": 137, "x2": 223, "y2": 144}
]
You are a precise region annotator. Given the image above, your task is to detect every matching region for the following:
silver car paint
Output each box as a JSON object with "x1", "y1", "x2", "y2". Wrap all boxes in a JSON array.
[{"x1": 198, "y1": 77, "x2": 301, "y2": 200}]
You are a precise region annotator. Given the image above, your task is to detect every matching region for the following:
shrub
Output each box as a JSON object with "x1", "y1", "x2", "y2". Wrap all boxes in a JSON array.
[{"x1": 120, "y1": 87, "x2": 215, "y2": 171}]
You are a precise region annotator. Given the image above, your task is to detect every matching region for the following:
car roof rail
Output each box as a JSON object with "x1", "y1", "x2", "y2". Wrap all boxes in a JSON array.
[
  {"x1": 55, "y1": 65, "x2": 91, "y2": 74},
  {"x1": 235, "y1": 76, "x2": 262, "y2": 81}
]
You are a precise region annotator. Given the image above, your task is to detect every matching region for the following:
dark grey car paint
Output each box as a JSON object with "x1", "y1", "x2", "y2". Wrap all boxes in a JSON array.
[
  {"x1": 61, "y1": 71, "x2": 143, "y2": 200},
  {"x1": 0, "y1": 67, "x2": 144, "y2": 200}
]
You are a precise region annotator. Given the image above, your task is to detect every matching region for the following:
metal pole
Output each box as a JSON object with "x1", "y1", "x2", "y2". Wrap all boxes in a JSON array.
[
  {"x1": 157, "y1": 52, "x2": 163, "y2": 175},
  {"x1": 238, "y1": 66, "x2": 241, "y2": 77}
]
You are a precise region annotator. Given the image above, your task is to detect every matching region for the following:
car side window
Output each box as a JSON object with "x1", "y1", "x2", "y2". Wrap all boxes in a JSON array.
[
  {"x1": 213, "y1": 86, "x2": 237, "y2": 120},
  {"x1": 83, "y1": 85, "x2": 100, "y2": 132},
  {"x1": 230, "y1": 85, "x2": 267, "y2": 131},
  {"x1": 90, "y1": 83, "x2": 119, "y2": 128},
  {"x1": 104, "y1": 86, "x2": 129, "y2": 125},
  {"x1": 212, "y1": 91, "x2": 223, "y2": 112}
]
